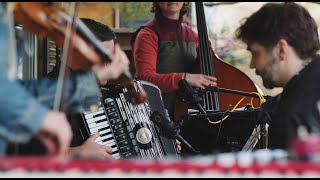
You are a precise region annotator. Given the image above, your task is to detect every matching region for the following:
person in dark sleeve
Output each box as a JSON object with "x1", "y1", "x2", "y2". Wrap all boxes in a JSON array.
[{"x1": 236, "y1": 2, "x2": 320, "y2": 149}]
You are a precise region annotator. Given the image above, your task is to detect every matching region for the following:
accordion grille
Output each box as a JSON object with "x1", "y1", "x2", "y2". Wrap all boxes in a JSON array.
[{"x1": 80, "y1": 81, "x2": 175, "y2": 160}]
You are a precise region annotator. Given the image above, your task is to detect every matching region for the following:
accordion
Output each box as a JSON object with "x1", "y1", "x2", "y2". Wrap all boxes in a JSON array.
[{"x1": 70, "y1": 80, "x2": 180, "y2": 160}]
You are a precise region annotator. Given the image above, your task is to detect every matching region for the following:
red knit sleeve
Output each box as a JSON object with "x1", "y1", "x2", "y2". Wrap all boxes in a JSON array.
[{"x1": 133, "y1": 27, "x2": 184, "y2": 93}]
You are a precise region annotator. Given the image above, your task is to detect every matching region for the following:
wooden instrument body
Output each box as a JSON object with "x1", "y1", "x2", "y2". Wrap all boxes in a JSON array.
[
  {"x1": 174, "y1": 54, "x2": 261, "y2": 120},
  {"x1": 194, "y1": 54, "x2": 261, "y2": 111},
  {"x1": 174, "y1": 2, "x2": 261, "y2": 120}
]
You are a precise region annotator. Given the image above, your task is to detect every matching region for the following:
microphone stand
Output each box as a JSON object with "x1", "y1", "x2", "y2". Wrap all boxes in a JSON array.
[
  {"x1": 159, "y1": 121, "x2": 199, "y2": 153},
  {"x1": 175, "y1": 132, "x2": 199, "y2": 154},
  {"x1": 150, "y1": 111, "x2": 200, "y2": 154},
  {"x1": 200, "y1": 86, "x2": 272, "y2": 150},
  {"x1": 204, "y1": 86, "x2": 272, "y2": 100},
  {"x1": 187, "y1": 108, "x2": 262, "y2": 120},
  {"x1": 178, "y1": 79, "x2": 210, "y2": 121}
]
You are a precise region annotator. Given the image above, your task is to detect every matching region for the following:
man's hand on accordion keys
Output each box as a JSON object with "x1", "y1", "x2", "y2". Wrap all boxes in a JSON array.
[{"x1": 68, "y1": 133, "x2": 114, "y2": 159}]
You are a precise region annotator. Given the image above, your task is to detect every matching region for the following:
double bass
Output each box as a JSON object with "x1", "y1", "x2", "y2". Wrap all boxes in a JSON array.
[
  {"x1": 175, "y1": 2, "x2": 262, "y2": 120},
  {"x1": 177, "y1": 2, "x2": 264, "y2": 154}
]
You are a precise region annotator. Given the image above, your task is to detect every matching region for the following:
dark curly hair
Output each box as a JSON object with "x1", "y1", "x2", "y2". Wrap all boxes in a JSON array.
[
  {"x1": 150, "y1": 2, "x2": 190, "y2": 18},
  {"x1": 80, "y1": 18, "x2": 116, "y2": 42},
  {"x1": 236, "y1": 2, "x2": 320, "y2": 59}
]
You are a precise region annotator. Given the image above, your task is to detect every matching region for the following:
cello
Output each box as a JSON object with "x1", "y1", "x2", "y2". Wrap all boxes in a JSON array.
[{"x1": 174, "y1": 2, "x2": 262, "y2": 120}]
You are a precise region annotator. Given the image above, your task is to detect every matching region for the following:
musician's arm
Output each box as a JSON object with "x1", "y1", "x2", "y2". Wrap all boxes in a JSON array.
[
  {"x1": 18, "y1": 70, "x2": 101, "y2": 113},
  {"x1": 133, "y1": 27, "x2": 184, "y2": 93},
  {"x1": 0, "y1": 74, "x2": 49, "y2": 146}
]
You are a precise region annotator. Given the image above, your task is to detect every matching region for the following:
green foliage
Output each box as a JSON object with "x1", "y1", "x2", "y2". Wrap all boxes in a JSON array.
[{"x1": 112, "y1": 2, "x2": 152, "y2": 26}]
